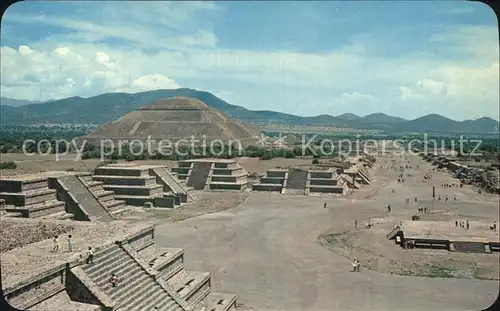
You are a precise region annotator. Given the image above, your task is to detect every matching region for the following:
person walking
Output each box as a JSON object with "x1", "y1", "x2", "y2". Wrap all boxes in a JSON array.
[
  {"x1": 466, "y1": 220, "x2": 469, "y2": 230},
  {"x1": 86, "y1": 247, "x2": 94, "y2": 264},
  {"x1": 109, "y1": 273, "x2": 119, "y2": 288},
  {"x1": 52, "y1": 236, "x2": 59, "y2": 252},
  {"x1": 67, "y1": 235, "x2": 73, "y2": 252},
  {"x1": 354, "y1": 220, "x2": 358, "y2": 228}
]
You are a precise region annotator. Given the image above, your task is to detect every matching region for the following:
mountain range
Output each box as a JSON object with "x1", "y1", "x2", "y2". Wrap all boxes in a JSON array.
[{"x1": 1, "y1": 89, "x2": 498, "y2": 134}]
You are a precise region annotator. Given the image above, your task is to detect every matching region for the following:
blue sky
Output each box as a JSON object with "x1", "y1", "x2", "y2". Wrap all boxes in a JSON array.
[{"x1": 1, "y1": 1, "x2": 498, "y2": 120}]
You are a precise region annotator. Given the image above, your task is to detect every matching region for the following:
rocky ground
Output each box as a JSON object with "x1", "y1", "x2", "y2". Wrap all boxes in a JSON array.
[{"x1": 0, "y1": 219, "x2": 75, "y2": 253}]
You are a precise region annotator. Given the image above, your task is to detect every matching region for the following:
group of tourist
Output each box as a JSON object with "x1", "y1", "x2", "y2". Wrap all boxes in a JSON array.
[
  {"x1": 455, "y1": 220, "x2": 470, "y2": 230},
  {"x1": 403, "y1": 239, "x2": 416, "y2": 249},
  {"x1": 442, "y1": 183, "x2": 461, "y2": 188},
  {"x1": 417, "y1": 206, "x2": 429, "y2": 213},
  {"x1": 51, "y1": 236, "x2": 95, "y2": 265},
  {"x1": 436, "y1": 194, "x2": 456, "y2": 201},
  {"x1": 52, "y1": 235, "x2": 73, "y2": 252}
]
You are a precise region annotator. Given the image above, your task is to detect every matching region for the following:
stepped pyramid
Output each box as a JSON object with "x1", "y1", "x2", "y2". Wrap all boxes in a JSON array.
[{"x1": 85, "y1": 97, "x2": 261, "y2": 147}]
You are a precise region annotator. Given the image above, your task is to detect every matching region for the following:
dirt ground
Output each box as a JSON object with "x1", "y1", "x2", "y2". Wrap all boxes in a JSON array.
[
  {"x1": 121, "y1": 190, "x2": 250, "y2": 224},
  {"x1": 317, "y1": 153, "x2": 500, "y2": 280},
  {"x1": 1, "y1": 151, "x2": 499, "y2": 310}
]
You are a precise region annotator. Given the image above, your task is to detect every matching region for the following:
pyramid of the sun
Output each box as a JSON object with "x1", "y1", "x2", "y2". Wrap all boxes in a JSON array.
[{"x1": 85, "y1": 96, "x2": 262, "y2": 147}]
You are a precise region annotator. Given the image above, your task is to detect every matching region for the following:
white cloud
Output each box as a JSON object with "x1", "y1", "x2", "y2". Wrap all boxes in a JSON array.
[{"x1": 0, "y1": 2, "x2": 498, "y2": 120}]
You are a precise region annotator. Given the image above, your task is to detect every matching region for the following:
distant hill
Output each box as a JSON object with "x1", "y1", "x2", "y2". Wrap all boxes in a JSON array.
[
  {"x1": 0, "y1": 97, "x2": 49, "y2": 107},
  {"x1": 1, "y1": 89, "x2": 498, "y2": 134},
  {"x1": 337, "y1": 113, "x2": 362, "y2": 122}
]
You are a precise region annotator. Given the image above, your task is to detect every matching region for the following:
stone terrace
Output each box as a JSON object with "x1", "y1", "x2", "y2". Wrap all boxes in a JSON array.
[{"x1": 1, "y1": 218, "x2": 148, "y2": 289}]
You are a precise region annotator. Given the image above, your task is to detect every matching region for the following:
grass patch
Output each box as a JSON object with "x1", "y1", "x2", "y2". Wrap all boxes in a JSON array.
[{"x1": 0, "y1": 161, "x2": 17, "y2": 169}]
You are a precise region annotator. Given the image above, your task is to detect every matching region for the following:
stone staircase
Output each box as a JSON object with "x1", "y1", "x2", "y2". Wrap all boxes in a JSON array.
[
  {"x1": 92, "y1": 165, "x2": 189, "y2": 208},
  {"x1": 78, "y1": 174, "x2": 128, "y2": 216},
  {"x1": 252, "y1": 169, "x2": 287, "y2": 192},
  {"x1": 386, "y1": 227, "x2": 401, "y2": 240},
  {"x1": 208, "y1": 161, "x2": 248, "y2": 191},
  {"x1": 284, "y1": 169, "x2": 307, "y2": 195},
  {"x1": 187, "y1": 162, "x2": 213, "y2": 190},
  {"x1": 138, "y1": 244, "x2": 236, "y2": 311},
  {"x1": 80, "y1": 244, "x2": 184, "y2": 311},
  {"x1": 56, "y1": 175, "x2": 113, "y2": 222},
  {"x1": 0, "y1": 177, "x2": 71, "y2": 219},
  {"x1": 151, "y1": 167, "x2": 194, "y2": 202},
  {"x1": 357, "y1": 168, "x2": 371, "y2": 184}
]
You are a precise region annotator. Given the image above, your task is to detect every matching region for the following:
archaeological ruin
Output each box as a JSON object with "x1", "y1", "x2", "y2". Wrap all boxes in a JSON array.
[{"x1": 84, "y1": 97, "x2": 261, "y2": 147}]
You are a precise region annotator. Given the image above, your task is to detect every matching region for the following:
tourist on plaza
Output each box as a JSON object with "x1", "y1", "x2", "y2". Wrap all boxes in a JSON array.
[
  {"x1": 67, "y1": 235, "x2": 73, "y2": 252},
  {"x1": 490, "y1": 221, "x2": 497, "y2": 231},
  {"x1": 455, "y1": 220, "x2": 458, "y2": 227},
  {"x1": 354, "y1": 220, "x2": 358, "y2": 228},
  {"x1": 52, "y1": 236, "x2": 59, "y2": 252},
  {"x1": 453, "y1": 196, "x2": 456, "y2": 201},
  {"x1": 387, "y1": 205, "x2": 391, "y2": 212},
  {"x1": 110, "y1": 273, "x2": 119, "y2": 287},
  {"x1": 86, "y1": 247, "x2": 94, "y2": 264},
  {"x1": 466, "y1": 220, "x2": 469, "y2": 230},
  {"x1": 445, "y1": 195, "x2": 449, "y2": 201},
  {"x1": 324, "y1": 201, "x2": 327, "y2": 208},
  {"x1": 352, "y1": 259, "x2": 360, "y2": 272}
]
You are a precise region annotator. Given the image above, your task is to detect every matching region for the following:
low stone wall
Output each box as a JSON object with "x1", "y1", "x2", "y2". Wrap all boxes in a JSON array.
[
  {"x1": 94, "y1": 167, "x2": 149, "y2": 177},
  {"x1": 309, "y1": 171, "x2": 334, "y2": 179},
  {"x1": 259, "y1": 177, "x2": 284, "y2": 185},
  {"x1": 28, "y1": 203, "x2": 66, "y2": 218},
  {"x1": 93, "y1": 175, "x2": 156, "y2": 186},
  {"x1": 309, "y1": 186, "x2": 344, "y2": 193},
  {"x1": 126, "y1": 226, "x2": 155, "y2": 252},
  {"x1": 154, "y1": 196, "x2": 176, "y2": 208},
  {"x1": 185, "y1": 277, "x2": 211, "y2": 307},
  {"x1": 155, "y1": 252, "x2": 185, "y2": 281},
  {"x1": 213, "y1": 162, "x2": 230, "y2": 169},
  {"x1": 210, "y1": 175, "x2": 246, "y2": 183},
  {"x1": 252, "y1": 184, "x2": 283, "y2": 191},
  {"x1": 266, "y1": 170, "x2": 287, "y2": 178},
  {"x1": 177, "y1": 161, "x2": 193, "y2": 168},
  {"x1": 0, "y1": 180, "x2": 24, "y2": 193},
  {"x1": 310, "y1": 178, "x2": 338, "y2": 186},
  {"x1": 212, "y1": 168, "x2": 243, "y2": 175},
  {"x1": 66, "y1": 267, "x2": 113, "y2": 310},
  {"x1": 209, "y1": 183, "x2": 246, "y2": 190},
  {"x1": 4, "y1": 264, "x2": 66, "y2": 310}
]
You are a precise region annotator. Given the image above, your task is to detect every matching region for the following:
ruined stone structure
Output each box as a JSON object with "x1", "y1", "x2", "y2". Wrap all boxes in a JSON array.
[
  {"x1": 92, "y1": 164, "x2": 193, "y2": 208},
  {"x1": 3, "y1": 226, "x2": 237, "y2": 311},
  {"x1": 251, "y1": 169, "x2": 287, "y2": 193},
  {"x1": 172, "y1": 159, "x2": 249, "y2": 191},
  {"x1": 84, "y1": 97, "x2": 261, "y2": 147},
  {"x1": 0, "y1": 173, "x2": 73, "y2": 220},
  {"x1": 0, "y1": 172, "x2": 132, "y2": 221},
  {"x1": 252, "y1": 168, "x2": 349, "y2": 195},
  {"x1": 387, "y1": 221, "x2": 500, "y2": 254}
]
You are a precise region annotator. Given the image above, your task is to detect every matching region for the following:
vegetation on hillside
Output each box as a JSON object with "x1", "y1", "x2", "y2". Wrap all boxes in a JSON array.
[{"x1": 1, "y1": 126, "x2": 498, "y2": 162}]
